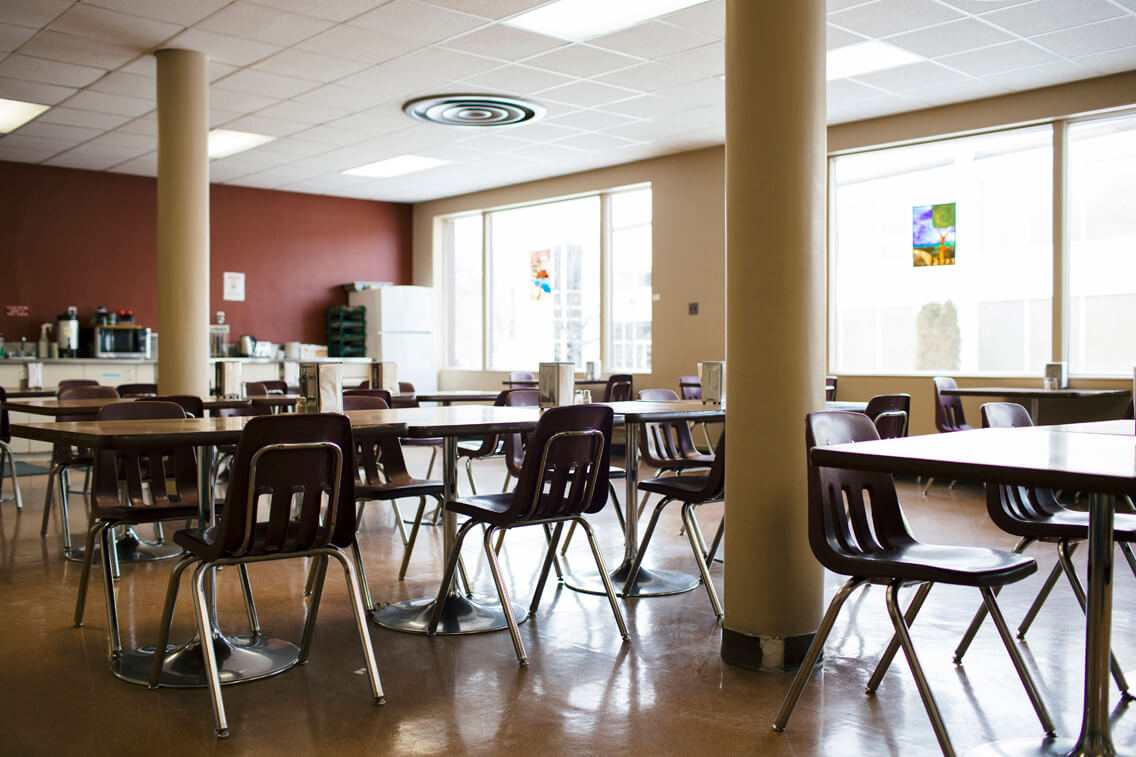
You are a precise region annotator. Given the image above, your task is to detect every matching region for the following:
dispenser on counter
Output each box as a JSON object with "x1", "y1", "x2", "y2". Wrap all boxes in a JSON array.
[
  {"x1": 56, "y1": 308, "x2": 79, "y2": 358},
  {"x1": 38, "y1": 323, "x2": 53, "y2": 358},
  {"x1": 538, "y1": 362, "x2": 575, "y2": 408},
  {"x1": 210, "y1": 311, "x2": 230, "y2": 357},
  {"x1": 298, "y1": 362, "x2": 343, "y2": 413}
]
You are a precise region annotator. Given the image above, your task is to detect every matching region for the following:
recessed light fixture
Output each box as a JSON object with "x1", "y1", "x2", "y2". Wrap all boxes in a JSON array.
[
  {"x1": 827, "y1": 41, "x2": 923, "y2": 81},
  {"x1": 0, "y1": 97, "x2": 49, "y2": 133},
  {"x1": 504, "y1": 0, "x2": 713, "y2": 41},
  {"x1": 404, "y1": 94, "x2": 544, "y2": 127},
  {"x1": 208, "y1": 129, "x2": 275, "y2": 159},
  {"x1": 342, "y1": 154, "x2": 449, "y2": 178}
]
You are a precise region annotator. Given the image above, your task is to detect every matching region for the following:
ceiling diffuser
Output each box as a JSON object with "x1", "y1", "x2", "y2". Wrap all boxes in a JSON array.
[{"x1": 403, "y1": 94, "x2": 544, "y2": 127}]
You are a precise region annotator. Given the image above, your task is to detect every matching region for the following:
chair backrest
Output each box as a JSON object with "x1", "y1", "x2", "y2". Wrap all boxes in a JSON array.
[
  {"x1": 149, "y1": 394, "x2": 205, "y2": 419},
  {"x1": 0, "y1": 386, "x2": 9, "y2": 443},
  {"x1": 343, "y1": 395, "x2": 389, "y2": 411},
  {"x1": 92, "y1": 401, "x2": 196, "y2": 515},
  {"x1": 58, "y1": 379, "x2": 99, "y2": 391},
  {"x1": 503, "y1": 388, "x2": 540, "y2": 478},
  {"x1": 259, "y1": 380, "x2": 288, "y2": 394},
  {"x1": 638, "y1": 388, "x2": 703, "y2": 467},
  {"x1": 58, "y1": 384, "x2": 119, "y2": 422},
  {"x1": 639, "y1": 388, "x2": 678, "y2": 401},
  {"x1": 116, "y1": 383, "x2": 158, "y2": 397},
  {"x1": 216, "y1": 404, "x2": 272, "y2": 418},
  {"x1": 343, "y1": 388, "x2": 393, "y2": 408},
  {"x1": 507, "y1": 371, "x2": 535, "y2": 388},
  {"x1": 244, "y1": 382, "x2": 269, "y2": 397},
  {"x1": 216, "y1": 414, "x2": 357, "y2": 557},
  {"x1": 872, "y1": 410, "x2": 908, "y2": 440},
  {"x1": 507, "y1": 404, "x2": 613, "y2": 521},
  {"x1": 461, "y1": 390, "x2": 514, "y2": 457},
  {"x1": 980, "y1": 402, "x2": 1066, "y2": 527},
  {"x1": 931, "y1": 376, "x2": 969, "y2": 432},
  {"x1": 805, "y1": 411, "x2": 915, "y2": 575},
  {"x1": 398, "y1": 381, "x2": 415, "y2": 394},
  {"x1": 603, "y1": 374, "x2": 633, "y2": 402},
  {"x1": 864, "y1": 393, "x2": 911, "y2": 437},
  {"x1": 825, "y1": 376, "x2": 838, "y2": 401},
  {"x1": 678, "y1": 375, "x2": 701, "y2": 400}
]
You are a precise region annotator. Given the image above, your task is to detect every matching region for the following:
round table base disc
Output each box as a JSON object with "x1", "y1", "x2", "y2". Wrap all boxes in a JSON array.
[
  {"x1": 373, "y1": 595, "x2": 528, "y2": 635},
  {"x1": 965, "y1": 737, "x2": 1110, "y2": 757},
  {"x1": 561, "y1": 561, "x2": 700, "y2": 597},
  {"x1": 112, "y1": 633, "x2": 299, "y2": 688}
]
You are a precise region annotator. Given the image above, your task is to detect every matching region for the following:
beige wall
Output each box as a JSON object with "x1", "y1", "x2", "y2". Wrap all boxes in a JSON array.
[{"x1": 413, "y1": 70, "x2": 1136, "y2": 417}]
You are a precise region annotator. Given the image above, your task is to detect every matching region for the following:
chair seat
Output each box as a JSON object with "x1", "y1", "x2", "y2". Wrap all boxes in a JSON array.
[
  {"x1": 174, "y1": 522, "x2": 339, "y2": 560},
  {"x1": 458, "y1": 439, "x2": 502, "y2": 457},
  {"x1": 639, "y1": 473, "x2": 711, "y2": 499},
  {"x1": 660, "y1": 454, "x2": 715, "y2": 471},
  {"x1": 843, "y1": 543, "x2": 1037, "y2": 588},
  {"x1": 91, "y1": 499, "x2": 198, "y2": 523},
  {"x1": 447, "y1": 493, "x2": 516, "y2": 527},
  {"x1": 1000, "y1": 509, "x2": 1136, "y2": 541},
  {"x1": 608, "y1": 465, "x2": 626, "y2": 479},
  {"x1": 403, "y1": 437, "x2": 442, "y2": 446},
  {"x1": 357, "y1": 479, "x2": 443, "y2": 501}
]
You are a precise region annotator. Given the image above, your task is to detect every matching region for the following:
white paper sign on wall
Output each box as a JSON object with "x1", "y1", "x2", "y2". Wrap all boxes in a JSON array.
[{"x1": 223, "y1": 271, "x2": 245, "y2": 302}]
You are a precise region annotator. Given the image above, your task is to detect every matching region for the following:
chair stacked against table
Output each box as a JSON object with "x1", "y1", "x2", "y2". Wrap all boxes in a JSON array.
[
  {"x1": 427, "y1": 404, "x2": 628, "y2": 665},
  {"x1": 0, "y1": 387, "x2": 23, "y2": 510},
  {"x1": 924, "y1": 376, "x2": 971, "y2": 493},
  {"x1": 40, "y1": 384, "x2": 119, "y2": 555},
  {"x1": 150, "y1": 413, "x2": 384, "y2": 738},
  {"x1": 951, "y1": 401, "x2": 1136, "y2": 695},
  {"x1": 773, "y1": 410, "x2": 1054, "y2": 755}
]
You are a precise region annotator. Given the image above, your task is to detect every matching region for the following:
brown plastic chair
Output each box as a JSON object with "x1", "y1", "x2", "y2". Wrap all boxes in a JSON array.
[
  {"x1": 259, "y1": 380, "x2": 288, "y2": 394},
  {"x1": 678, "y1": 375, "x2": 701, "y2": 400},
  {"x1": 148, "y1": 394, "x2": 205, "y2": 419},
  {"x1": 507, "y1": 371, "x2": 535, "y2": 388},
  {"x1": 149, "y1": 413, "x2": 383, "y2": 738},
  {"x1": 57, "y1": 379, "x2": 99, "y2": 391},
  {"x1": 635, "y1": 389, "x2": 715, "y2": 517},
  {"x1": 925, "y1": 378, "x2": 971, "y2": 492},
  {"x1": 602, "y1": 373, "x2": 633, "y2": 402},
  {"x1": 244, "y1": 381, "x2": 268, "y2": 397},
  {"x1": 427, "y1": 404, "x2": 628, "y2": 665},
  {"x1": 384, "y1": 386, "x2": 442, "y2": 471},
  {"x1": 72, "y1": 401, "x2": 202, "y2": 657},
  {"x1": 825, "y1": 375, "x2": 838, "y2": 401},
  {"x1": 0, "y1": 387, "x2": 22, "y2": 511},
  {"x1": 40, "y1": 385, "x2": 120, "y2": 553},
  {"x1": 626, "y1": 433, "x2": 726, "y2": 619},
  {"x1": 772, "y1": 411, "x2": 1054, "y2": 755},
  {"x1": 116, "y1": 383, "x2": 157, "y2": 397},
  {"x1": 872, "y1": 409, "x2": 908, "y2": 440},
  {"x1": 951, "y1": 402, "x2": 1136, "y2": 695},
  {"x1": 864, "y1": 393, "x2": 911, "y2": 436},
  {"x1": 457, "y1": 389, "x2": 511, "y2": 495},
  {"x1": 344, "y1": 388, "x2": 393, "y2": 406}
]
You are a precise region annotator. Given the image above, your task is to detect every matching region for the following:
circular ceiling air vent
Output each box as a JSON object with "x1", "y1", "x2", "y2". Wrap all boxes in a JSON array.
[{"x1": 403, "y1": 94, "x2": 544, "y2": 127}]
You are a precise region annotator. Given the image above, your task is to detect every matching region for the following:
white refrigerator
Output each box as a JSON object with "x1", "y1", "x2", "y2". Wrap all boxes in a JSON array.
[{"x1": 347, "y1": 285, "x2": 437, "y2": 392}]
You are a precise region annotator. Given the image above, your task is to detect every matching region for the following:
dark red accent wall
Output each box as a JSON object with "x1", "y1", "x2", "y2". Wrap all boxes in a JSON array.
[{"x1": 0, "y1": 160, "x2": 411, "y2": 348}]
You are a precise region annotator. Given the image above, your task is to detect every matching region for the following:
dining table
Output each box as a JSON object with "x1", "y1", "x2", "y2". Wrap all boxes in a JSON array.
[
  {"x1": 10, "y1": 411, "x2": 409, "y2": 689},
  {"x1": 810, "y1": 418, "x2": 1136, "y2": 757},
  {"x1": 6, "y1": 396, "x2": 255, "y2": 416},
  {"x1": 3, "y1": 387, "x2": 58, "y2": 398},
  {"x1": 940, "y1": 385, "x2": 1130, "y2": 423}
]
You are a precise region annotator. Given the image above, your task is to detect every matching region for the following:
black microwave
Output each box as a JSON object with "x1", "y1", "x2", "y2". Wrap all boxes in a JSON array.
[{"x1": 81, "y1": 325, "x2": 151, "y2": 359}]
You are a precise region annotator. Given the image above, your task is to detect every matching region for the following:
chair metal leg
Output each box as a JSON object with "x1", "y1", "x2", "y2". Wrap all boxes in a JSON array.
[
  {"x1": 623, "y1": 497, "x2": 671, "y2": 595},
  {"x1": 706, "y1": 516, "x2": 724, "y2": 565},
  {"x1": 98, "y1": 521, "x2": 123, "y2": 657},
  {"x1": 1018, "y1": 558, "x2": 1064, "y2": 638},
  {"x1": 0, "y1": 442, "x2": 22, "y2": 509},
  {"x1": 953, "y1": 536, "x2": 1033, "y2": 663},
  {"x1": 149, "y1": 554, "x2": 197, "y2": 688},
  {"x1": 237, "y1": 563, "x2": 260, "y2": 636},
  {"x1": 300, "y1": 555, "x2": 328, "y2": 663},
  {"x1": 390, "y1": 500, "x2": 411, "y2": 546},
  {"x1": 483, "y1": 525, "x2": 526, "y2": 665},
  {"x1": 465, "y1": 457, "x2": 478, "y2": 495},
  {"x1": 979, "y1": 585, "x2": 1056, "y2": 735},
  {"x1": 41, "y1": 463, "x2": 62, "y2": 536},
  {"x1": 58, "y1": 469, "x2": 73, "y2": 552},
  {"x1": 530, "y1": 522, "x2": 564, "y2": 615},
  {"x1": 1119, "y1": 541, "x2": 1136, "y2": 580},
  {"x1": 773, "y1": 577, "x2": 866, "y2": 732},
  {"x1": 427, "y1": 519, "x2": 479, "y2": 634},
  {"x1": 921, "y1": 477, "x2": 936, "y2": 495},
  {"x1": 423, "y1": 447, "x2": 437, "y2": 479},
  {"x1": 397, "y1": 497, "x2": 431, "y2": 581},
  {"x1": 190, "y1": 563, "x2": 229, "y2": 738},
  {"x1": 1056, "y1": 539, "x2": 1130, "y2": 696},
  {"x1": 867, "y1": 581, "x2": 932, "y2": 693},
  {"x1": 576, "y1": 516, "x2": 629, "y2": 641},
  {"x1": 73, "y1": 520, "x2": 106, "y2": 627},
  {"x1": 327, "y1": 547, "x2": 385, "y2": 704},
  {"x1": 883, "y1": 580, "x2": 954, "y2": 757},
  {"x1": 349, "y1": 540, "x2": 375, "y2": 612},
  {"x1": 682, "y1": 503, "x2": 722, "y2": 620},
  {"x1": 560, "y1": 481, "x2": 624, "y2": 557}
]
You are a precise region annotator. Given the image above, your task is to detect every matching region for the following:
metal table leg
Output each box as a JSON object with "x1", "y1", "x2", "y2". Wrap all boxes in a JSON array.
[
  {"x1": 374, "y1": 435, "x2": 525, "y2": 634},
  {"x1": 965, "y1": 492, "x2": 1117, "y2": 757},
  {"x1": 113, "y1": 443, "x2": 299, "y2": 687}
]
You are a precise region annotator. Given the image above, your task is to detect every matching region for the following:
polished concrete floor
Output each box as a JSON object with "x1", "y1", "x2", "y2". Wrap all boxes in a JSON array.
[{"x1": 2, "y1": 451, "x2": 1135, "y2": 756}]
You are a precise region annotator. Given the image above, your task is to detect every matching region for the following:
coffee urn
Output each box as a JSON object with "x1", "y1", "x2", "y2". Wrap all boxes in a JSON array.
[{"x1": 56, "y1": 309, "x2": 79, "y2": 358}]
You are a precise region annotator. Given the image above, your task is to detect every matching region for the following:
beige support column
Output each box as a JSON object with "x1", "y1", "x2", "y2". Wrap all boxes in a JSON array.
[
  {"x1": 155, "y1": 48, "x2": 210, "y2": 396},
  {"x1": 720, "y1": 0, "x2": 827, "y2": 670}
]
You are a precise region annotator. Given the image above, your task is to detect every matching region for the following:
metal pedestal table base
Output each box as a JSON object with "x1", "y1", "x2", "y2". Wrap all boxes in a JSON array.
[
  {"x1": 64, "y1": 527, "x2": 183, "y2": 564},
  {"x1": 112, "y1": 632, "x2": 299, "y2": 688},
  {"x1": 373, "y1": 595, "x2": 528, "y2": 635},
  {"x1": 965, "y1": 737, "x2": 1101, "y2": 757},
  {"x1": 561, "y1": 559, "x2": 700, "y2": 597}
]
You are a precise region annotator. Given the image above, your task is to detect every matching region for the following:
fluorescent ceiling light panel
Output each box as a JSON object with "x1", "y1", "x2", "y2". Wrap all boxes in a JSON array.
[
  {"x1": 0, "y1": 97, "x2": 49, "y2": 133},
  {"x1": 504, "y1": 0, "x2": 713, "y2": 41},
  {"x1": 208, "y1": 129, "x2": 275, "y2": 159},
  {"x1": 342, "y1": 154, "x2": 449, "y2": 178},
  {"x1": 827, "y1": 41, "x2": 923, "y2": 80}
]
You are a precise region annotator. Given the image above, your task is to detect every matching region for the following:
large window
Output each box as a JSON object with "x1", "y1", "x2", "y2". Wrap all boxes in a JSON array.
[
  {"x1": 830, "y1": 127, "x2": 1053, "y2": 375},
  {"x1": 442, "y1": 187, "x2": 652, "y2": 373}
]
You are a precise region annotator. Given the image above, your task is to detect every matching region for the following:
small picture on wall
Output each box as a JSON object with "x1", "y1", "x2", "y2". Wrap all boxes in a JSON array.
[{"x1": 913, "y1": 202, "x2": 956, "y2": 267}]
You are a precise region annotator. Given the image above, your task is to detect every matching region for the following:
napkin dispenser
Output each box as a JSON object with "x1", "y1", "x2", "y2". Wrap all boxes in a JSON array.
[
  {"x1": 280, "y1": 360, "x2": 299, "y2": 388},
  {"x1": 698, "y1": 361, "x2": 726, "y2": 406},
  {"x1": 539, "y1": 362, "x2": 575, "y2": 408},
  {"x1": 370, "y1": 361, "x2": 399, "y2": 394},
  {"x1": 214, "y1": 359, "x2": 243, "y2": 398},
  {"x1": 21, "y1": 361, "x2": 43, "y2": 390},
  {"x1": 585, "y1": 360, "x2": 599, "y2": 380},
  {"x1": 298, "y1": 362, "x2": 343, "y2": 413},
  {"x1": 1044, "y1": 361, "x2": 1068, "y2": 389}
]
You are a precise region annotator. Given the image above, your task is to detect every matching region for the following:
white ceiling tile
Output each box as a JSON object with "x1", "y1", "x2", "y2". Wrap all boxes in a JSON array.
[
  {"x1": 209, "y1": 157, "x2": 263, "y2": 182},
  {"x1": 348, "y1": 47, "x2": 502, "y2": 88},
  {"x1": 214, "y1": 69, "x2": 319, "y2": 99},
  {"x1": 934, "y1": 0, "x2": 1037, "y2": 14},
  {"x1": 116, "y1": 113, "x2": 156, "y2": 136},
  {"x1": 246, "y1": 0, "x2": 391, "y2": 24},
  {"x1": 537, "y1": 79, "x2": 639, "y2": 108},
  {"x1": 904, "y1": 78, "x2": 1006, "y2": 108},
  {"x1": 88, "y1": 129, "x2": 154, "y2": 150},
  {"x1": 253, "y1": 49, "x2": 372, "y2": 82},
  {"x1": 292, "y1": 83, "x2": 391, "y2": 110},
  {"x1": 654, "y1": 41, "x2": 723, "y2": 75},
  {"x1": 588, "y1": 20, "x2": 716, "y2": 60},
  {"x1": 250, "y1": 137, "x2": 334, "y2": 157},
  {"x1": 1075, "y1": 44, "x2": 1136, "y2": 75},
  {"x1": 44, "y1": 141, "x2": 149, "y2": 170},
  {"x1": 19, "y1": 30, "x2": 138, "y2": 69},
  {"x1": 292, "y1": 122, "x2": 374, "y2": 146},
  {"x1": 888, "y1": 18, "x2": 1015, "y2": 58},
  {"x1": 442, "y1": 23, "x2": 565, "y2": 61},
  {"x1": 661, "y1": 0, "x2": 722, "y2": 37},
  {"x1": 1032, "y1": 16, "x2": 1136, "y2": 58},
  {"x1": 524, "y1": 44, "x2": 643, "y2": 78},
  {"x1": 0, "y1": 0, "x2": 71, "y2": 28},
  {"x1": 49, "y1": 4, "x2": 182, "y2": 49},
  {"x1": 117, "y1": 56, "x2": 237, "y2": 82},
  {"x1": 0, "y1": 22, "x2": 38, "y2": 53},
  {"x1": 552, "y1": 131, "x2": 639, "y2": 153},
  {"x1": 827, "y1": 77, "x2": 887, "y2": 103},
  {"x1": 11, "y1": 120, "x2": 102, "y2": 143},
  {"x1": 603, "y1": 118, "x2": 679, "y2": 141},
  {"x1": 279, "y1": 172, "x2": 373, "y2": 193},
  {"x1": 256, "y1": 99, "x2": 351, "y2": 124},
  {"x1": 295, "y1": 24, "x2": 420, "y2": 65},
  {"x1": 65, "y1": 89, "x2": 154, "y2": 117},
  {"x1": 223, "y1": 114, "x2": 311, "y2": 137},
  {"x1": 649, "y1": 76, "x2": 723, "y2": 109},
  {"x1": 591, "y1": 60, "x2": 706, "y2": 92},
  {"x1": 827, "y1": 24, "x2": 867, "y2": 51},
  {"x1": 208, "y1": 88, "x2": 280, "y2": 115},
  {"x1": 0, "y1": 75, "x2": 76, "y2": 104},
  {"x1": 458, "y1": 64, "x2": 575, "y2": 95},
  {"x1": 982, "y1": 59, "x2": 1094, "y2": 91},
  {"x1": 0, "y1": 133, "x2": 72, "y2": 161},
  {"x1": 325, "y1": 107, "x2": 414, "y2": 135},
  {"x1": 210, "y1": 108, "x2": 243, "y2": 127},
  {"x1": 110, "y1": 151, "x2": 157, "y2": 175},
  {"x1": 420, "y1": 0, "x2": 538, "y2": 19},
  {"x1": 350, "y1": 0, "x2": 488, "y2": 43},
  {"x1": 495, "y1": 121, "x2": 585, "y2": 142},
  {"x1": 981, "y1": 0, "x2": 1126, "y2": 37},
  {"x1": 86, "y1": 0, "x2": 230, "y2": 27},
  {"x1": 937, "y1": 40, "x2": 1059, "y2": 76},
  {"x1": 89, "y1": 71, "x2": 154, "y2": 99},
  {"x1": 164, "y1": 28, "x2": 281, "y2": 67},
  {"x1": 453, "y1": 132, "x2": 534, "y2": 152},
  {"x1": 37, "y1": 106, "x2": 131, "y2": 130},
  {"x1": 828, "y1": 0, "x2": 964, "y2": 38},
  {"x1": 197, "y1": 2, "x2": 335, "y2": 46},
  {"x1": 601, "y1": 94, "x2": 676, "y2": 119},
  {"x1": 850, "y1": 61, "x2": 969, "y2": 93},
  {"x1": 0, "y1": 54, "x2": 105, "y2": 89},
  {"x1": 827, "y1": 93, "x2": 916, "y2": 124},
  {"x1": 546, "y1": 108, "x2": 637, "y2": 131},
  {"x1": 658, "y1": 103, "x2": 721, "y2": 132}
]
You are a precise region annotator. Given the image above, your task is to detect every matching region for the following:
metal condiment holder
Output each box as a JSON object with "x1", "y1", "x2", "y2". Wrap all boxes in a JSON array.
[
  {"x1": 539, "y1": 362, "x2": 575, "y2": 408},
  {"x1": 698, "y1": 361, "x2": 726, "y2": 406},
  {"x1": 299, "y1": 362, "x2": 343, "y2": 413},
  {"x1": 370, "y1": 360, "x2": 398, "y2": 393}
]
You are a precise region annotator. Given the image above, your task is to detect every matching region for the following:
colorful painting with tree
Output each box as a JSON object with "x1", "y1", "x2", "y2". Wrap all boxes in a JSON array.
[{"x1": 912, "y1": 203, "x2": 956, "y2": 266}]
